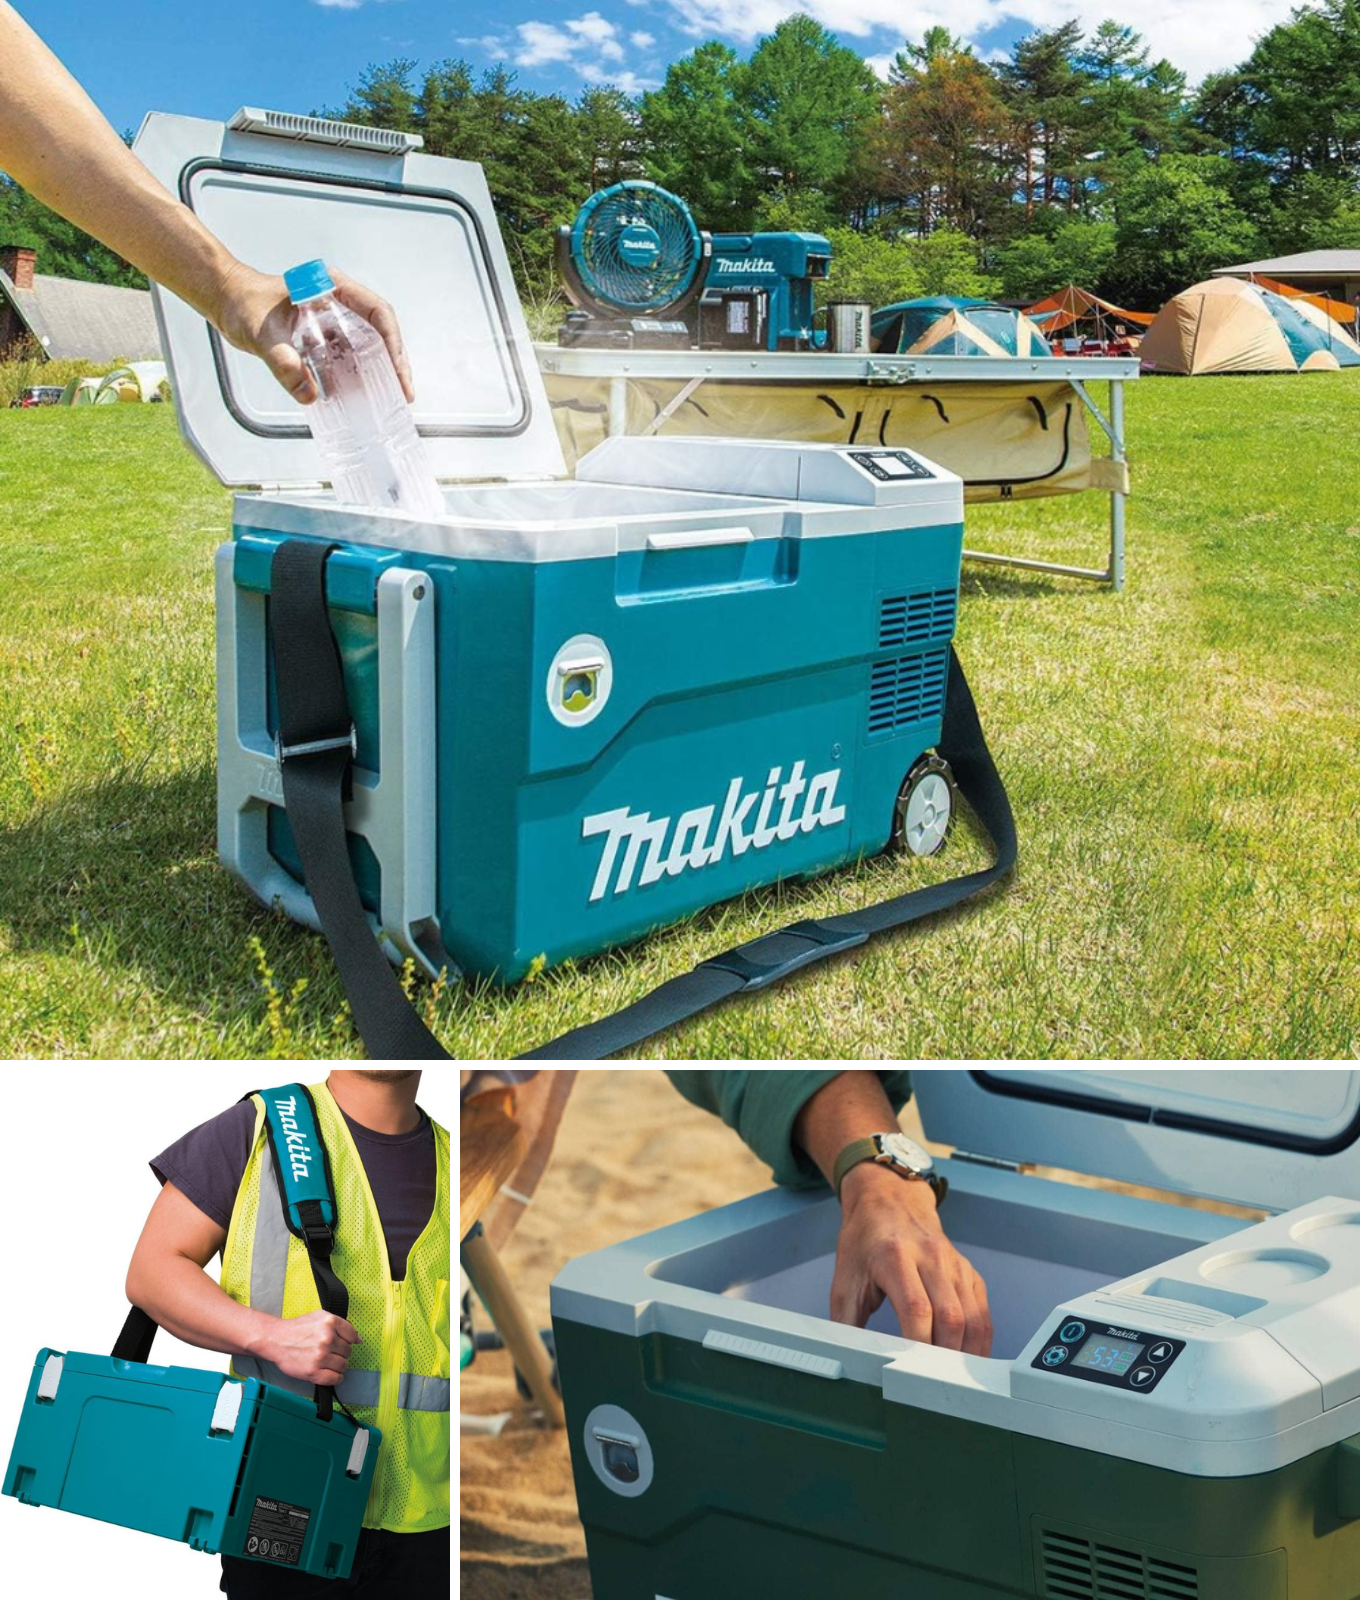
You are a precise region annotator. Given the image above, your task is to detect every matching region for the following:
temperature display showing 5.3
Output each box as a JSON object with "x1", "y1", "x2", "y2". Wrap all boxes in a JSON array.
[{"x1": 1073, "y1": 1334, "x2": 1145, "y2": 1375}]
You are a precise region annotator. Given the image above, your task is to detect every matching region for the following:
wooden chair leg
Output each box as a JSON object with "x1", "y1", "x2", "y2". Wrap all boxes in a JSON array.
[{"x1": 461, "y1": 1228, "x2": 566, "y2": 1429}]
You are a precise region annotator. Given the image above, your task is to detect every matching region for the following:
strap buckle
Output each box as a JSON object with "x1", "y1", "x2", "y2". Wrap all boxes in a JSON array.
[
  {"x1": 275, "y1": 726, "x2": 357, "y2": 766},
  {"x1": 300, "y1": 1220, "x2": 336, "y2": 1254}
]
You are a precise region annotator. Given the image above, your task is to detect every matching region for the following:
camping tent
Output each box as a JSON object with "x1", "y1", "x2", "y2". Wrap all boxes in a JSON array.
[
  {"x1": 871, "y1": 297, "x2": 1052, "y2": 358},
  {"x1": 1024, "y1": 285, "x2": 1154, "y2": 338},
  {"x1": 1140, "y1": 279, "x2": 1360, "y2": 374}
]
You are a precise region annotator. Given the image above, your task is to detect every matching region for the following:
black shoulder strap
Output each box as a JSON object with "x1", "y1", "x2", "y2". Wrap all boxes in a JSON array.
[
  {"x1": 268, "y1": 537, "x2": 1016, "y2": 1061},
  {"x1": 249, "y1": 1082, "x2": 348, "y2": 1422},
  {"x1": 115, "y1": 1081, "x2": 349, "y2": 1423}
]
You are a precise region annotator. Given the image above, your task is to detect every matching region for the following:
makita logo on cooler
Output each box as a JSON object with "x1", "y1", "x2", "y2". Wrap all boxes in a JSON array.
[
  {"x1": 274, "y1": 1096, "x2": 315, "y2": 1182},
  {"x1": 716, "y1": 257, "x2": 776, "y2": 274},
  {"x1": 583, "y1": 760, "x2": 845, "y2": 902}
]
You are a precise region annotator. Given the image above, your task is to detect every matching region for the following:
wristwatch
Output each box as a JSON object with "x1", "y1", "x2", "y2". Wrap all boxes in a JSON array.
[{"x1": 832, "y1": 1131, "x2": 948, "y2": 1206}]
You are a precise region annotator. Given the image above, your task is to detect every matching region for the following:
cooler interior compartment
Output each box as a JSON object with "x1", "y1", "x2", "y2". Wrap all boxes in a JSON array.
[{"x1": 653, "y1": 1165, "x2": 1251, "y2": 1360}]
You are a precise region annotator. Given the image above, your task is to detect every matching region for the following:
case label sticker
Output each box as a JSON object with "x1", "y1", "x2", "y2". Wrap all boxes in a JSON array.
[{"x1": 245, "y1": 1496, "x2": 311, "y2": 1566}]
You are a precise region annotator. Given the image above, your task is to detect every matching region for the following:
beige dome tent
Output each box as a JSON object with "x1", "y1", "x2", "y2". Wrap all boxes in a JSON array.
[{"x1": 1140, "y1": 278, "x2": 1360, "y2": 374}]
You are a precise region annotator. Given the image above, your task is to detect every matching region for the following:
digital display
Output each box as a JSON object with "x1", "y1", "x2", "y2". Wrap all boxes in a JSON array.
[
  {"x1": 1073, "y1": 1333, "x2": 1145, "y2": 1375},
  {"x1": 848, "y1": 450, "x2": 932, "y2": 482}
]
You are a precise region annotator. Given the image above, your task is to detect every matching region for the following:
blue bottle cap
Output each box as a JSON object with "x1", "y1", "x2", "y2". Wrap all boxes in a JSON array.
[{"x1": 284, "y1": 259, "x2": 335, "y2": 304}]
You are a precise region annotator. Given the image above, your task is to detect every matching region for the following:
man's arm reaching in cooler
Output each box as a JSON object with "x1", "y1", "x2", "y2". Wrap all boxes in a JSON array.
[{"x1": 125, "y1": 1180, "x2": 360, "y2": 1388}]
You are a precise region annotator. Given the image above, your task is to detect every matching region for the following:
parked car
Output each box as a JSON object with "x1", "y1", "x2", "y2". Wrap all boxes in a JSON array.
[{"x1": 9, "y1": 385, "x2": 66, "y2": 408}]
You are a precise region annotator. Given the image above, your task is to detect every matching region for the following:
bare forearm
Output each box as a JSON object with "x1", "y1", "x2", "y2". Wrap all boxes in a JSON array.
[
  {"x1": 126, "y1": 1252, "x2": 269, "y2": 1361},
  {"x1": 793, "y1": 1070, "x2": 899, "y2": 1184},
  {"x1": 0, "y1": 2, "x2": 236, "y2": 320}
]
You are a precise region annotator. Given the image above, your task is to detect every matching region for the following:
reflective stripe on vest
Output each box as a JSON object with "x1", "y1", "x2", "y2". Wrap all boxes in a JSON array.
[{"x1": 233, "y1": 1357, "x2": 450, "y2": 1412}]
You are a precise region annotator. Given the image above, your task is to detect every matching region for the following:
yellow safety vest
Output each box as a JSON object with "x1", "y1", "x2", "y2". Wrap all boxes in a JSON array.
[{"x1": 221, "y1": 1082, "x2": 450, "y2": 1532}]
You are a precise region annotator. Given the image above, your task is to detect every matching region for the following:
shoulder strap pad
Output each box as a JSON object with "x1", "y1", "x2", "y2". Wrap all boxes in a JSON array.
[{"x1": 252, "y1": 1083, "x2": 338, "y2": 1238}]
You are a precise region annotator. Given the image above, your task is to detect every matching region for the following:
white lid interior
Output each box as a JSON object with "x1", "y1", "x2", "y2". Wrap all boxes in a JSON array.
[
  {"x1": 132, "y1": 109, "x2": 565, "y2": 488},
  {"x1": 914, "y1": 1069, "x2": 1360, "y2": 1213}
]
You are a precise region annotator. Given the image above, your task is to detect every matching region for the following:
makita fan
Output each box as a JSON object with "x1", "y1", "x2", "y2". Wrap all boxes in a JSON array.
[{"x1": 556, "y1": 180, "x2": 710, "y2": 349}]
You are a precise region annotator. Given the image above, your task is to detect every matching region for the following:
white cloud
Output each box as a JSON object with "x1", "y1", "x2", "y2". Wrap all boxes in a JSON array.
[
  {"x1": 513, "y1": 10, "x2": 631, "y2": 67},
  {"x1": 863, "y1": 51, "x2": 896, "y2": 80},
  {"x1": 651, "y1": 0, "x2": 1298, "y2": 82},
  {"x1": 579, "y1": 63, "x2": 664, "y2": 91},
  {"x1": 312, "y1": 0, "x2": 364, "y2": 9},
  {"x1": 631, "y1": 30, "x2": 657, "y2": 48},
  {"x1": 567, "y1": 11, "x2": 622, "y2": 45},
  {"x1": 515, "y1": 20, "x2": 584, "y2": 65}
]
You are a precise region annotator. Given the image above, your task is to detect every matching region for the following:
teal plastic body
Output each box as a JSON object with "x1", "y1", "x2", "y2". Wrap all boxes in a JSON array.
[
  {"x1": 3, "y1": 1349, "x2": 380, "y2": 1579},
  {"x1": 552, "y1": 1320, "x2": 1360, "y2": 1600},
  {"x1": 232, "y1": 508, "x2": 963, "y2": 983}
]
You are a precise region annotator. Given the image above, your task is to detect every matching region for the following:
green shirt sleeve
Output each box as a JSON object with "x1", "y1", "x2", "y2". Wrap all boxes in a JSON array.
[{"x1": 664, "y1": 1070, "x2": 915, "y2": 1190}]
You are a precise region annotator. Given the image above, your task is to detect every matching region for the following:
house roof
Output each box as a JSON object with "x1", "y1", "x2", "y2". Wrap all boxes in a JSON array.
[
  {"x1": 0, "y1": 268, "x2": 162, "y2": 362},
  {"x1": 1215, "y1": 251, "x2": 1360, "y2": 280}
]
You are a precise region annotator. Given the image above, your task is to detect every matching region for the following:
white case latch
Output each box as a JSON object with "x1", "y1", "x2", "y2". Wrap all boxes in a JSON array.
[
  {"x1": 346, "y1": 1426, "x2": 370, "y2": 1477},
  {"x1": 210, "y1": 1380, "x2": 245, "y2": 1436},
  {"x1": 37, "y1": 1353, "x2": 64, "y2": 1401}
]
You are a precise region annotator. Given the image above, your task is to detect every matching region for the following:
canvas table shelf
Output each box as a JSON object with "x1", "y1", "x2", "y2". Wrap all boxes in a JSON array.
[{"x1": 538, "y1": 346, "x2": 1139, "y2": 590}]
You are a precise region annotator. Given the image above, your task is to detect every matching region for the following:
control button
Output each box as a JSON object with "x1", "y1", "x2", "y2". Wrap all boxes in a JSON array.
[
  {"x1": 1059, "y1": 1321, "x2": 1086, "y2": 1344},
  {"x1": 1129, "y1": 1366, "x2": 1157, "y2": 1388},
  {"x1": 1042, "y1": 1345, "x2": 1070, "y2": 1367},
  {"x1": 1147, "y1": 1341, "x2": 1175, "y2": 1364}
]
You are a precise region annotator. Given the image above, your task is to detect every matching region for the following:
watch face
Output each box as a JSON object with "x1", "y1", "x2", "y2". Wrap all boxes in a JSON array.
[{"x1": 879, "y1": 1132, "x2": 933, "y2": 1175}]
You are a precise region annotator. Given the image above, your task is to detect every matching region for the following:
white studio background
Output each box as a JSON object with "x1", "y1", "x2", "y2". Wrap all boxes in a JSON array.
[{"x1": 0, "y1": 1065, "x2": 455, "y2": 1598}]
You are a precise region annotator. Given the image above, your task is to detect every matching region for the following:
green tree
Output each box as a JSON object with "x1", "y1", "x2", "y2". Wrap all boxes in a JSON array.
[
  {"x1": 994, "y1": 218, "x2": 1118, "y2": 300},
  {"x1": 1075, "y1": 22, "x2": 1189, "y2": 205},
  {"x1": 1110, "y1": 154, "x2": 1259, "y2": 302},
  {"x1": 639, "y1": 43, "x2": 757, "y2": 229},
  {"x1": 904, "y1": 228, "x2": 998, "y2": 297},
  {"x1": 874, "y1": 36, "x2": 1014, "y2": 236},
  {"x1": 742, "y1": 17, "x2": 880, "y2": 199},
  {"x1": 999, "y1": 23, "x2": 1092, "y2": 219},
  {"x1": 820, "y1": 225, "x2": 923, "y2": 307},
  {"x1": 1196, "y1": 0, "x2": 1360, "y2": 179}
]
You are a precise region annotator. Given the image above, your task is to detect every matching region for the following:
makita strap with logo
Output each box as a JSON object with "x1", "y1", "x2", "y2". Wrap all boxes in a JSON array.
[{"x1": 257, "y1": 1085, "x2": 337, "y2": 1237}]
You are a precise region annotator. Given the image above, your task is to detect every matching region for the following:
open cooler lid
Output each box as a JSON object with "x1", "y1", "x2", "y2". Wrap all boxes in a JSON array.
[
  {"x1": 132, "y1": 108, "x2": 566, "y2": 488},
  {"x1": 913, "y1": 1069, "x2": 1360, "y2": 1213}
]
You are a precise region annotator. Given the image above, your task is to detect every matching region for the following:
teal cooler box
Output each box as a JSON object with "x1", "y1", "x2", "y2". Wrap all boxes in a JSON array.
[
  {"x1": 3, "y1": 1349, "x2": 378, "y2": 1577},
  {"x1": 132, "y1": 109, "x2": 967, "y2": 984},
  {"x1": 551, "y1": 1070, "x2": 1360, "y2": 1600}
]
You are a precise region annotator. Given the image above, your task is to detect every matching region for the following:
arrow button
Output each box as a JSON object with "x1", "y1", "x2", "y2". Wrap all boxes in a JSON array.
[
  {"x1": 1147, "y1": 1341, "x2": 1174, "y2": 1364},
  {"x1": 1129, "y1": 1366, "x2": 1157, "y2": 1388}
]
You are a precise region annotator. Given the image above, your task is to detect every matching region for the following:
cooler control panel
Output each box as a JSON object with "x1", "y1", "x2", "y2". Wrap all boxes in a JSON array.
[
  {"x1": 1030, "y1": 1318, "x2": 1185, "y2": 1394},
  {"x1": 847, "y1": 450, "x2": 935, "y2": 482}
]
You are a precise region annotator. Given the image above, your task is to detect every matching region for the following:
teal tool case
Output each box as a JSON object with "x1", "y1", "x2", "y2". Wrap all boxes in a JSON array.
[
  {"x1": 3, "y1": 1082, "x2": 378, "y2": 1578},
  {"x1": 4, "y1": 1349, "x2": 378, "y2": 1576}
]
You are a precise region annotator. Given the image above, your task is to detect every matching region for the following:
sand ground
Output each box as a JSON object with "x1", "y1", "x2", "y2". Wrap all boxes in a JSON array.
[{"x1": 457, "y1": 1069, "x2": 1259, "y2": 1598}]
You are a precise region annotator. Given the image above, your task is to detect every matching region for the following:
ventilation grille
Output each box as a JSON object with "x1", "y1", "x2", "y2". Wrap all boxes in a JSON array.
[
  {"x1": 878, "y1": 588, "x2": 957, "y2": 649},
  {"x1": 1040, "y1": 1528, "x2": 1199, "y2": 1600},
  {"x1": 228, "y1": 106, "x2": 423, "y2": 152},
  {"x1": 868, "y1": 646, "x2": 948, "y2": 737}
]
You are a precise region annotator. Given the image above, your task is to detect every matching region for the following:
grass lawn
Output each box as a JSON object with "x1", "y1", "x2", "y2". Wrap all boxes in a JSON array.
[{"x1": 1, "y1": 380, "x2": 1357, "y2": 1060}]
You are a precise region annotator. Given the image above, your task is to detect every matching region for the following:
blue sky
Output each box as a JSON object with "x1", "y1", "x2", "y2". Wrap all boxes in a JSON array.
[{"x1": 24, "y1": 0, "x2": 1293, "y2": 139}]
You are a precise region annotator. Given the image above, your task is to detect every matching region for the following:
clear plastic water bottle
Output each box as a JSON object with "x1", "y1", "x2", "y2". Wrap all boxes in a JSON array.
[{"x1": 285, "y1": 259, "x2": 444, "y2": 519}]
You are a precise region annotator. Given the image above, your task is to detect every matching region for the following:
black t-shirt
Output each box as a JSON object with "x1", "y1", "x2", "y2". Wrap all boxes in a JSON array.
[{"x1": 151, "y1": 1099, "x2": 436, "y2": 1281}]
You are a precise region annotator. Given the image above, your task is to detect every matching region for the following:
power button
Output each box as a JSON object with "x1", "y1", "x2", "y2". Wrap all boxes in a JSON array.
[{"x1": 1059, "y1": 1321, "x2": 1086, "y2": 1344}]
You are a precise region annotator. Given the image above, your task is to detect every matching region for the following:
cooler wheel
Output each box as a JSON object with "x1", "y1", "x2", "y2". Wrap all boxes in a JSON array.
[{"x1": 892, "y1": 755, "x2": 955, "y2": 857}]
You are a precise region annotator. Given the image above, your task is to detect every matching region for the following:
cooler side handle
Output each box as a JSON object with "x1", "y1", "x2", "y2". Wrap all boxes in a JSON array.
[{"x1": 215, "y1": 545, "x2": 445, "y2": 976}]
